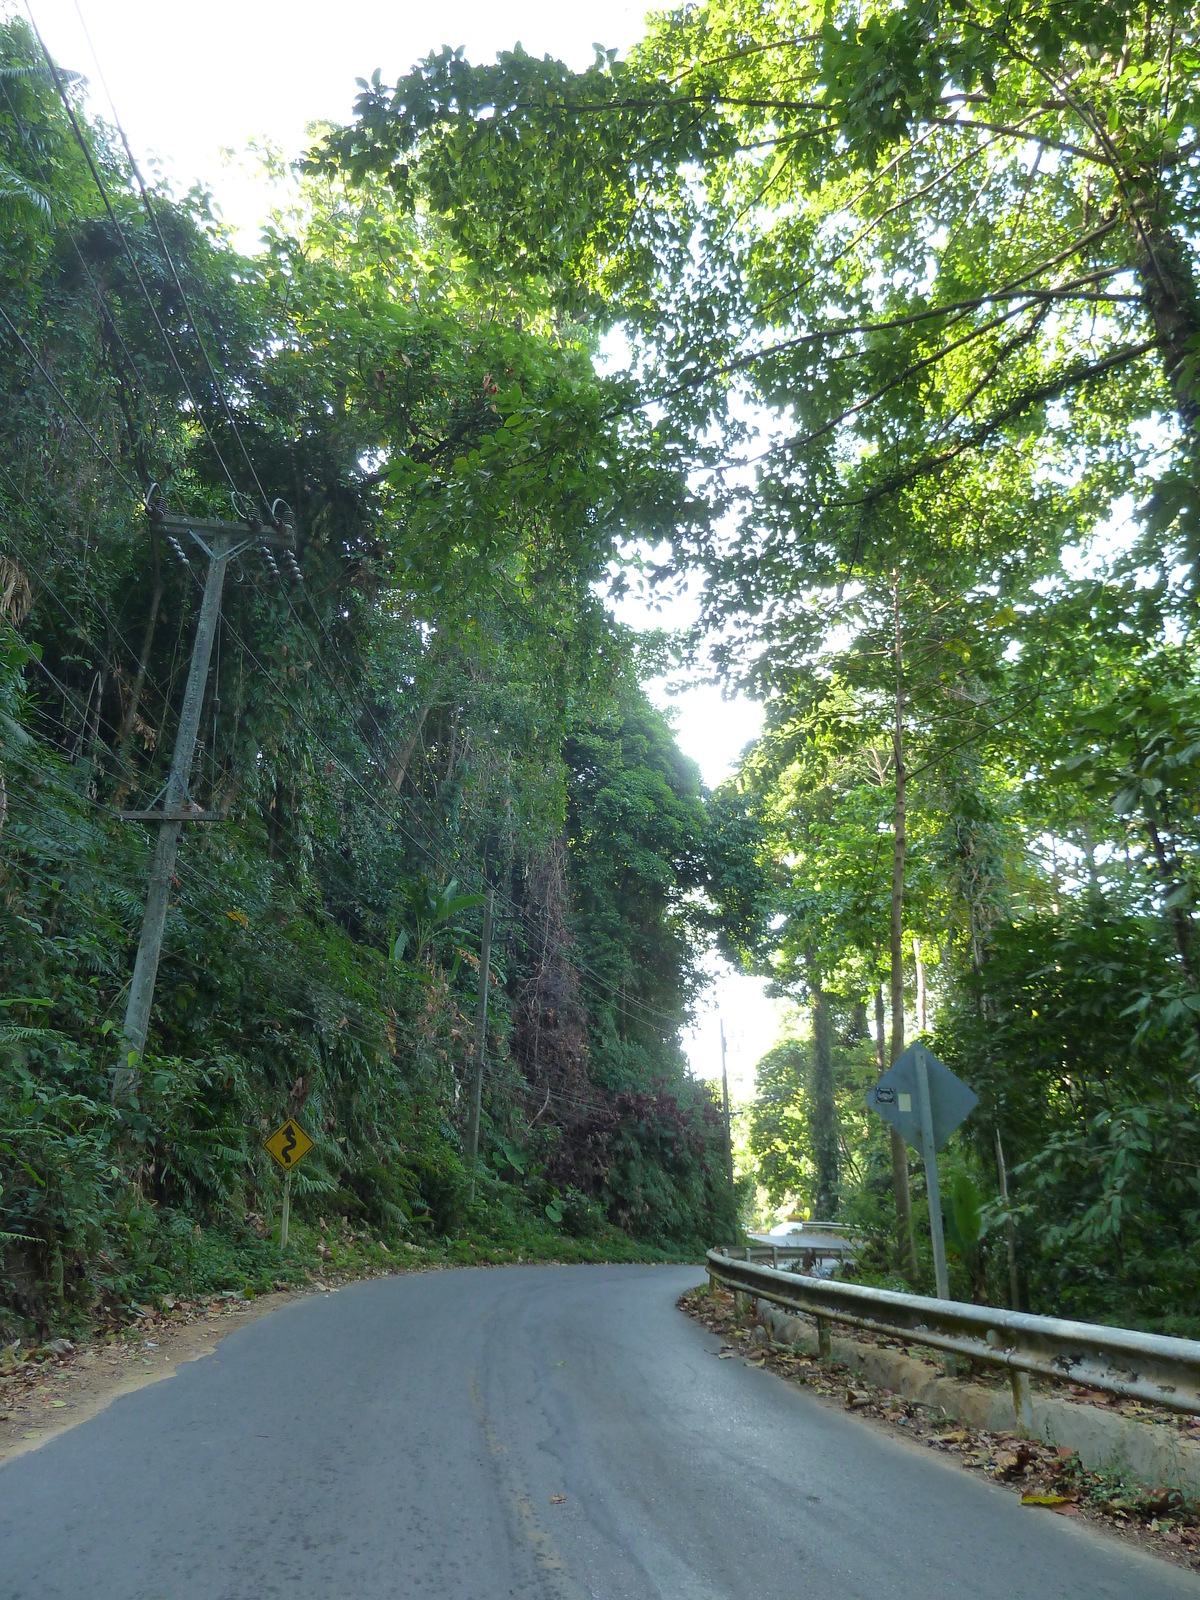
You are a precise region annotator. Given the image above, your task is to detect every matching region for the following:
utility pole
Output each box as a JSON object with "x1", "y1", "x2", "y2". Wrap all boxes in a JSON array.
[
  {"x1": 720, "y1": 1018, "x2": 737, "y2": 1239},
  {"x1": 466, "y1": 885, "x2": 495, "y2": 1199},
  {"x1": 114, "y1": 509, "x2": 292, "y2": 1097}
]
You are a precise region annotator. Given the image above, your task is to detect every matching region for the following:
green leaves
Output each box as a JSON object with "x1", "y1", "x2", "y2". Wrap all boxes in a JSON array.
[
  {"x1": 0, "y1": 162, "x2": 50, "y2": 220},
  {"x1": 390, "y1": 877, "x2": 485, "y2": 967}
]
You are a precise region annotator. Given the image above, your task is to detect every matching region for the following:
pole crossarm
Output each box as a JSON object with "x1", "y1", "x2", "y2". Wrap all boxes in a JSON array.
[
  {"x1": 118, "y1": 808, "x2": 223, "y2": 823},
  {"x1": 706, "y1": 1249, "x2": 1200, "y2": 1416},
  {"x1": 153, "y1": 512, "x2": 296, "y2": 551}
]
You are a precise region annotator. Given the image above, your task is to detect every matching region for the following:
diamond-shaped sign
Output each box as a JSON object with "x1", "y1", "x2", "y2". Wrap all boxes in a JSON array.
[
  {"x1": 263, "y1": 1117, "x2": 314, "y2": 1172},
  {"x1": 867, "y1": 1044, "x2": 977, "y2": 1151}
]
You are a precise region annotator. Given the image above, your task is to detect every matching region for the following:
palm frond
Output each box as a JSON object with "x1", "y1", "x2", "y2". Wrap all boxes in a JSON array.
[{"x1": 0, "y1": 165, "x2": 50, "y2": 220}]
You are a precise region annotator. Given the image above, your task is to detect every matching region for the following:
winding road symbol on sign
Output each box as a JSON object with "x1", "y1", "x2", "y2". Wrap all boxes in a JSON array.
[{"x1": 264, "y1": 1117, "x2": 314, "y2": 1172}]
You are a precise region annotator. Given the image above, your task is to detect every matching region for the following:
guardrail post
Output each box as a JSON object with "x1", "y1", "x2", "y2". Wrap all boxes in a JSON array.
[
  {"x1": 1010, "y1": 1369, "x2": 1034, "y2": 1438},
  {"x1": 816, "y1": 1316, "x2": 832, "y2": 1361},
  {"x1": 734, "y1": 1290, "x2": 747, "y2": 1320}
]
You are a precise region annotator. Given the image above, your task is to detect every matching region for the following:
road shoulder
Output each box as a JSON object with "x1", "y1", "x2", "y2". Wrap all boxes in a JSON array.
[{"x1": 679, "y1": 1283, "x2": 1200, "y2": 1580}]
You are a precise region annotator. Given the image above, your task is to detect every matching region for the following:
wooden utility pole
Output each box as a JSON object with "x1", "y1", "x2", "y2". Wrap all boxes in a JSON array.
[
  {"x1": 466, "y1": 886, "x2": 496, "y2": 1198},
  {"x1": 115, "y1": 512, "x2": 292, "y2": 1097},
  {"x1": 720, "y1": 1018, "x2": 737, "y2": 1237}
]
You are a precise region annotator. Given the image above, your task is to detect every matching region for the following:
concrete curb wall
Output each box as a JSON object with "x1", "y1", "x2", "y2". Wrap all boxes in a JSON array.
[{"x1": 757, "y1": 1299, "x2": 1200, "y2": 1495}]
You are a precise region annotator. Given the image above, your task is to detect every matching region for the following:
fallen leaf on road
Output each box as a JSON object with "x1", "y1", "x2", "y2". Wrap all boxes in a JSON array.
[
  {"x1": 934, "y1": 1430, "x2": 971, "y2": 1445},
  {"x1": 717, "y1": 1348, "x2": 736, "y2": 1359},
  {"x1": 1021, "y1": 1493, "x2": 1078, "y2": 1508},
  {"x1": 550, "y1": 1495, "x2": 567, "y2": 1505}
]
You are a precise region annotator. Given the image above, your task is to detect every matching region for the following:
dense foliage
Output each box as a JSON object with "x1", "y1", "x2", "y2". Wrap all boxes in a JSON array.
[
  {"x1": 319, "y1": 0, "x2": 1200, "y2": 1329},
  {"x1": 6, "y1": 0, "x2": 1200, "y2": 1335},
  {"x1": 0, "y1": 17, "x2": 737, "y2": 1333}
]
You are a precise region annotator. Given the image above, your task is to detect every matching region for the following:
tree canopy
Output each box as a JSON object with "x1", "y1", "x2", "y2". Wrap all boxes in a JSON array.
[
  {"x1": 313, "y1": 0, "x2": 1200, "y2": 1325},
  {"x1": 3, "y1": 0, "x2": 1200, "y2": 1335}
]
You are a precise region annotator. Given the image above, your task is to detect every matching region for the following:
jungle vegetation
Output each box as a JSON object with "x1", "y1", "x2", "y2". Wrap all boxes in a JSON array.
[
  {"x1": 318, "y1": 0, "x2": 1200, "y2": 1331},
  {"x1": 0, "y1": 14, "x2": 739, "y2": 1332},
  {"x1": 4, "y1": 0, "x2": 1200, "y2": 1335}
]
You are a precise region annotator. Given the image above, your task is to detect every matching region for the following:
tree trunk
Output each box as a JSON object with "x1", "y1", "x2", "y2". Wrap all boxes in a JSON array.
[
  {"x1": 808, "y1": 968, "x2": 839, "y2": 1220},
  {"x1": 1144, "y1": 803, "x2": 1199, "y2": 981},
  {"x1": 1135, "y1": 221, "x2": 1200, "y2": 436},
  {"x1": 385, "y1": 691, "x2": 438, "y2": 790},
  {"x1": 913, "y1": 936, "x2": 928, "y2": 1033},
  {"x1": 890, "y1": 572, "x2": 918, "y2": 1281},
  {"x1": 1143, "y1": 800, "x2": 1200, "y2": 1051},
  {"x1": 116, "y1": 527, "x2": 164, "y2": 770},
  {"x1": 851, "y1": 997, "x2": 868, "y2": 1042},
  {"x1": 994, "y1": 1125, "x2": 1021, "y2": 1312},
  {"x1": 874, "y1": 982, "x2": 887, "y2": 1074}
]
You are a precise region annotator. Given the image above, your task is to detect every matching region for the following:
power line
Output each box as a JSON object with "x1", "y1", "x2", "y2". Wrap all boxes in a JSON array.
[
  {"x1": 4, "y1": 505, "x2": 691, "y2": 1094},
  {"x1": 4, "y1": 310, "x2": 689, "y2": 1040},
  {"x1": 23, "y1": 2, "x2": 243, "y2": 497},
  {"x1": 64, "y1": 0, "x2": 272, "y2": 512},
  {"x1": 0, "y1": 302, "x2": 139, "y2": 494},
  {"x1": 0, "y1": 462, "x2": 172, "y2": 712},
  {"x1": 0, "y1": 73, "x2": 161, "y2": 441},
  {"x1": 11, "y1": 17, "x2": 692, "y2": 1043}
]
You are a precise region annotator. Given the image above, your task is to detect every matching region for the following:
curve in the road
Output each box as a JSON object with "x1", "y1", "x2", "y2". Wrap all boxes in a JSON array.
[{"x1": 1, "y1": 1264, "x2": 1194, "y2": 1599}]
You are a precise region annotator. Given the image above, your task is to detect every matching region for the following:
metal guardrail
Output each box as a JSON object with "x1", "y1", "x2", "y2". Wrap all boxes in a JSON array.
[
  {"x1": 736, "y1": 1241, "x2": 856, "y2": 1268},
  {"x1": 706, "y1": 1249, "x2": 1200, "y2": 1419}
]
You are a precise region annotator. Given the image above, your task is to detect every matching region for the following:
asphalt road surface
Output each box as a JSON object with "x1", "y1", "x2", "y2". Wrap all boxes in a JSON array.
[{"x1": 1, "y1": 1264, "x2": 1194, "y2": 1599}]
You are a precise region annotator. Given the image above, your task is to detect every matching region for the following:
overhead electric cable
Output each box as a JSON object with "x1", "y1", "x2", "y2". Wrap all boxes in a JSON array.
[
  {"x1": 0, "y1": 75, "x2": 161, "y2": 436},
  {"x1": 64, "y1": 0, "x2": 272, "y2": 512},
  {"x1": 13, "y1": 14, "x2": 692, "y2": 1041},
  {"x1": 0, "y1": 303, "x2": 139, "y2": 493},
  {"x1": 23, "y1": 1, "x2": 243, "y2": 495}
]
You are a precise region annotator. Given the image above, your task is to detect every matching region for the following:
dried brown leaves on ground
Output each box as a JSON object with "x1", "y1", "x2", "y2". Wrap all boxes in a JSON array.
[{"x1": 679, "y1": 1285, "x2": 1200, "y2": 1574}]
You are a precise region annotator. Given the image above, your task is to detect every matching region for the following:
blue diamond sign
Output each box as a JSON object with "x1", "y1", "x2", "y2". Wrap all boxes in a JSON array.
[{"x1": 867, "y1": 1043, "x2": 977, "y2": 1152}]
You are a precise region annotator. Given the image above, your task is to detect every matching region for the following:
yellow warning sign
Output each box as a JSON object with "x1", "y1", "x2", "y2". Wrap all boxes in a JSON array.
[{"x1": 263, "y1": 1117, "x2": 314, "y2": 1172}]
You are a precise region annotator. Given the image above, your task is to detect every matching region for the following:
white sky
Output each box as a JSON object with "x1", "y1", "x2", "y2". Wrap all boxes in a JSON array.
[{"x1": 22, "y1": 0, "x2": 784, "y2": 1098}]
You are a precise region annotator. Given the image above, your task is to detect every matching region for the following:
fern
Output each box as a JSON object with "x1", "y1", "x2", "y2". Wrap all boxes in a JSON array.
[{"x1": 0, "y1": 163, "x2": 50, "y2": 221}]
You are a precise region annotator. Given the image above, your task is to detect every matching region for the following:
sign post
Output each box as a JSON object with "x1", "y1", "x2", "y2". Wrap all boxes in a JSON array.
[
  {"x1": 263, "y1": 1116, "x2": 315, "y2": 1253},
  {"x1": 913, "y1": 1049, "x2": 948, "y2": 1300},
  {"x1": 866, "y1": 1043, "x2": 977, "y2": 1302}
]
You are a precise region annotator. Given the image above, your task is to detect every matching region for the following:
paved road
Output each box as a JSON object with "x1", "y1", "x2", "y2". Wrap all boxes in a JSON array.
[{"x1": 1, "y1": 1264, "x2": 1194, "y2": 1598}]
